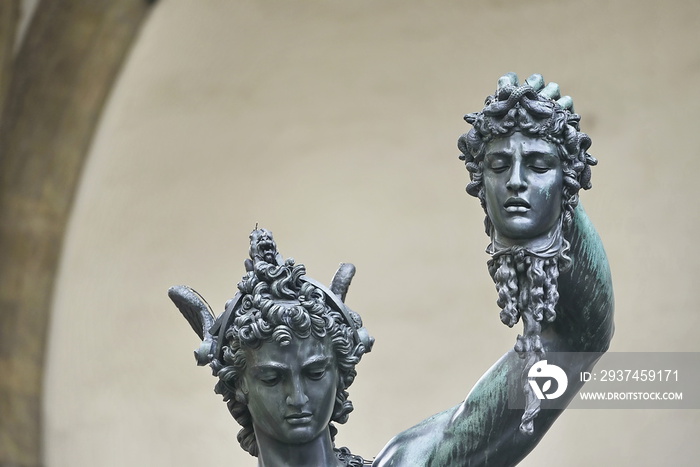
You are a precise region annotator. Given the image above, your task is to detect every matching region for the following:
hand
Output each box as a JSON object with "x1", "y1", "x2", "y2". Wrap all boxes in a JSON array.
[{"x1": 497, "y1": 72, "x2": 574, "y2": 112}]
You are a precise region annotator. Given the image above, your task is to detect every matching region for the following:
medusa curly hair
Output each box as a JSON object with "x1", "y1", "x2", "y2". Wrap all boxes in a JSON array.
[
  {"x1": 210, "y1": 258, "x2": 368, "y2": 457},
  {"x1": 458, "y1": 83, "x2": 597, "y2": 236},
  {"x1": 457, "y1": 82, "x2": 598, "y2": 329},
  {"x1": 457, "y1": 80, "x2": 599, "y2": 433}
]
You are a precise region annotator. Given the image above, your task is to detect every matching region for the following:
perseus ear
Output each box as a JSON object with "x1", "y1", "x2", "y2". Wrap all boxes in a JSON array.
[{"x1": 235, "y1": 380, "x2": 249, "y2": 404}]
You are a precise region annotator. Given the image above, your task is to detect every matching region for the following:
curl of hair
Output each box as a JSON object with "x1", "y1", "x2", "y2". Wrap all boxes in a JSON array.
[
  {"x1": 487, "y1": 250, "x2": 566, "y2": 333},
  {"x1": 488, "y1": 254, "x2": 520, "y2": 327},
  {"x1": 458, "y1": 84, "x2": 597, "y2": 234},
  {"x1": 211, "y1": 259, "x2": 369, "y2": 457},
  {"x1": 526, "y1": 257, "x2": 546, "y2": 323},
  {"x1": 542, "y1": 257, "x2": 559, "y2": 323}
]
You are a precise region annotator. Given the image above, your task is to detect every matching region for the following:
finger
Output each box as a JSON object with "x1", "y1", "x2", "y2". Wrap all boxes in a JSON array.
[
  {"x1": 497, "y1": 72, "x2": 519, "y2": 89},
  {"x1": 539, "y1": 82, "x2": 561, "y2": 100},
  {"x1": 556, "y1": 95, "x2": 574, "y2": 112},
  {"x1": 525, "y1": 74, "x2": 545, "y2": 92}
]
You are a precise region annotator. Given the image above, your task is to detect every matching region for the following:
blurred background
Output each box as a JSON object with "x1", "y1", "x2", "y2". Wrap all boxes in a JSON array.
[{"x1": 1, "y1": 0, "x2": 699, "y2": 466}]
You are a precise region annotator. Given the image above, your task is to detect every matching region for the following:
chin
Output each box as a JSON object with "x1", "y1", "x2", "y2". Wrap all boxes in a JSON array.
[
  {"x1": 496, "y1": 225, "x2": 540, "y2": 242},
  {"x1": 284, "y1": 427, "x2": 326, "y2": 444}
]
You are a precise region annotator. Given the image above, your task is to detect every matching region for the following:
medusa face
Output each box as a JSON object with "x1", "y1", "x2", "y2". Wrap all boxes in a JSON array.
[
  {"x1": 241, "y1": 336, "x2": 338, "y2": 448},
  {"x1": 483, "y1": 132, "x2": 563, "y2": 249}
]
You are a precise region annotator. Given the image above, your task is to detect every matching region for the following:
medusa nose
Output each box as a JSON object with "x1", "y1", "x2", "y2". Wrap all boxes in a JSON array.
[{"x1": 505, "y1": 160, "x2": 526, "y2": 192}]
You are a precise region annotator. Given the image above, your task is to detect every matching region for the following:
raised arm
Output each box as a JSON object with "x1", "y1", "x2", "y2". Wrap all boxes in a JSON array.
[
  {"x1": 374, "y1": 205, "x2": 614, "y2": 467},
  {"x1": 375, "y1": 73, "x2": 613, "y2": 466}
]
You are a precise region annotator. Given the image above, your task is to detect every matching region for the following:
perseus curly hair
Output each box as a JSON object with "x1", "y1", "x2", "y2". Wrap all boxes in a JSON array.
[{"x1": 210, "y1": 258, "x2": 368, "y2": 457}]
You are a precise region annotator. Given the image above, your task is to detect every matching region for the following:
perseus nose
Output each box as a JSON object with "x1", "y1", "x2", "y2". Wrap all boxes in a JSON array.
[{"x1": 286, "y1": 378, "x2": 309, "y2": 407}]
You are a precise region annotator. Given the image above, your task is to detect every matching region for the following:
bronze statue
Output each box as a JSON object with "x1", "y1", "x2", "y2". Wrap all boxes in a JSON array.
[
  {"x1": 460, "y1": 71, "x2": 600, "y2": 434},
  {"x1": 169, "y1": 73, "x2": 614, "y2": 466},
  {"x1": 169, "y1": 229, "x2": 373, "y2": 466},
  {"x1": 370, "y1": 74, "x2": 614, "y2": 465}
]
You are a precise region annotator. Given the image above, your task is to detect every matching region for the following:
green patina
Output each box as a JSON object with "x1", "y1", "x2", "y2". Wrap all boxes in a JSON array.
[
  {"x1": 572, "y1": 204, "x2": 612, "y2": 286},
  {"x1": 431, "y1": 357, "x2": 512, "y2": 463}
]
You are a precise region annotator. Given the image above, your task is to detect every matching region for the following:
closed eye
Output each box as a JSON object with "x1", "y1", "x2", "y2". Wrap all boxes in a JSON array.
[
  {"x1": 258, "y1": 374, "x2": 282, "y2": 386},
  {"x1": 306, "y1": 369, "x2": 326, "y2": 380},
  {"x1": 529, "y1": 165, "x2": 550, "y2": 174},
  {"x1": 489, "y1": 164, "x2": 510, "y2": 173}
]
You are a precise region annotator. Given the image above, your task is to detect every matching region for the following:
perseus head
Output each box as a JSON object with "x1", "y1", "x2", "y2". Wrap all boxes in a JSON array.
[
  {"x1": 211, "y1": 254, "x2": 371, "y2": 457},
  {"x1": 458, "y1": 73, "x2": 597, "y2": 249}
]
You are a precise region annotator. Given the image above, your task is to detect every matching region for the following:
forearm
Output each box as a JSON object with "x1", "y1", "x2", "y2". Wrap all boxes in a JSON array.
[
  {"x1": 375, "y1": 205, "x2": 614, "y2": 467},
  {"x1": 550, "y1": 203, "x2": 615, "y2": 353},
  {"x1": 444, "y1": 204, "x2": 615, "y2": 463},
  {"x1": 374, "y1": 350, "x2": 565, "y2": 466}
]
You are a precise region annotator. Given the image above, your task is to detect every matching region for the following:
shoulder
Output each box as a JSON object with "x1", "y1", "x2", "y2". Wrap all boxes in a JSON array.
[{"x1": 372, "y1": 407, "x2": 456, "y2": 466}]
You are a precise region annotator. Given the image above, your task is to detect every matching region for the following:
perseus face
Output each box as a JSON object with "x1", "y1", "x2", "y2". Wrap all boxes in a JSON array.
[
  {"x1": 483, "y1": 132, "x2": 563, "y2": 249},
  {"x1": 241, "y1": 336, "x2": 338, "y2": 448}
]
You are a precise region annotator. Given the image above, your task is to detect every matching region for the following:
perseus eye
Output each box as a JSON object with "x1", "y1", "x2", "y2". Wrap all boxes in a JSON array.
[
  {"x1": 258, "y1": 373, "x2": 282, "y2": 386},
  {"x1": 528, "y1": 165, "x2": 550, "y2": 174},
  {"x1": 306, "y1": 368, "x2": 326, "y2": 381},
  {"x1": 304, "y1": 359, "x2": 331, "y2": 381}
]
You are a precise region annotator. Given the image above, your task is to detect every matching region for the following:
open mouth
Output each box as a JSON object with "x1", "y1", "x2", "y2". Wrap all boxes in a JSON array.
[
  {"x1": 504, "y1": 197, "x2": 531, "y2": 213},
  {"x1": 257, "y1": 239, "x2": 276, "y2": 261}
]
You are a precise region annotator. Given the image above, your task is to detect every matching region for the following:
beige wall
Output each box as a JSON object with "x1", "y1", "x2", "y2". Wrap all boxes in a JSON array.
[{"x1": 43, "y1": 1, "x2": 700, "y2": 465}]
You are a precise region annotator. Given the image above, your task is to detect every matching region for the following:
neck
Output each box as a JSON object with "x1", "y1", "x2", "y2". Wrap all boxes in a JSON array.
[
  {"x1": 488, "y1": 220, "x2": 563, "y2": 257},
  {"x1": 256, "y1": 429, "x2": 339, "y2": 467}
]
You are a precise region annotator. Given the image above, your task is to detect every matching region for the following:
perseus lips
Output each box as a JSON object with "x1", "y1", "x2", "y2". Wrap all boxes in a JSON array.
[{"x1": 285, "y1": 413, "x2": 313, "y2": 424}]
